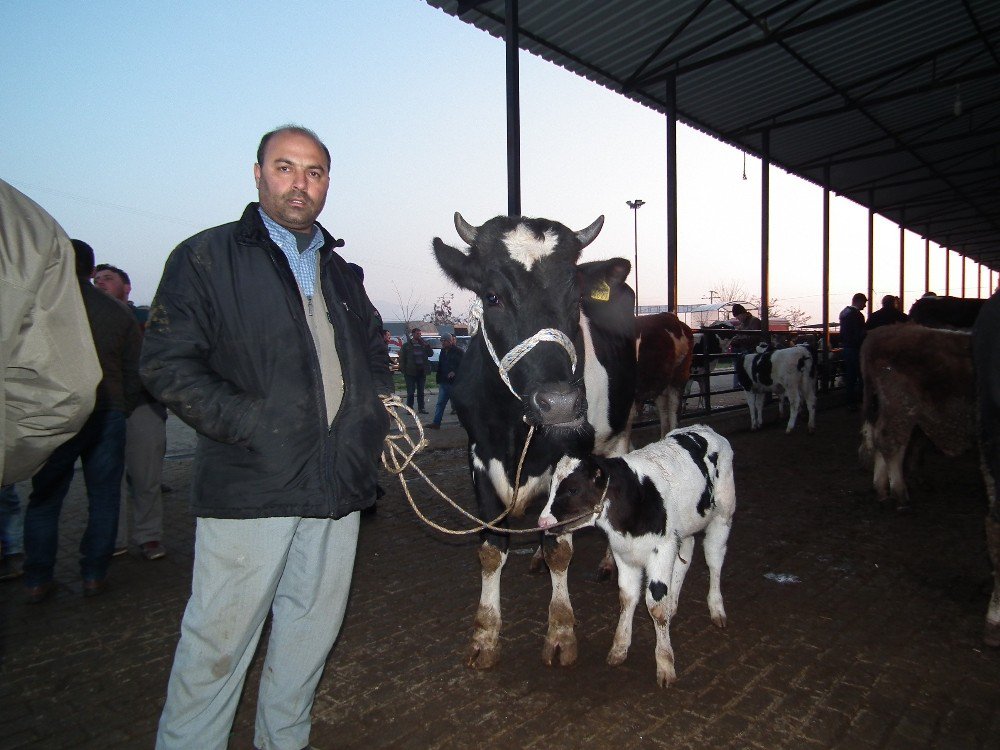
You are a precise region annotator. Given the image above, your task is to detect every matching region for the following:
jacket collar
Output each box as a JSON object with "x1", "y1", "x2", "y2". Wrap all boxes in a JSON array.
[{"x1": 234, "y1": 202, "x2": 344, "y2": 253}]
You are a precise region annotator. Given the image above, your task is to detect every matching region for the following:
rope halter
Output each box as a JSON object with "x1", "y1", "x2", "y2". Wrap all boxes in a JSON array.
[{"x1": 467, "y1": 297, "x2": 578, "y2": 400}]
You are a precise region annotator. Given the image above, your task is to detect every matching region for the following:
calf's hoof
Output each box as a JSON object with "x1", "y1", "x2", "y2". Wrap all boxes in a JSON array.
[
  {"x1": 527, "y1": 546, "x2": 546, "y2": 575},
  {"x1": 606, "y1": 646, "x2": 628, "y2": 666},
  {"x1": 542, "y1": 630, "x2": 578, "y2": 667},
  {"x1": 710, "y1": 611, "x2": 727, "y2": 629}
]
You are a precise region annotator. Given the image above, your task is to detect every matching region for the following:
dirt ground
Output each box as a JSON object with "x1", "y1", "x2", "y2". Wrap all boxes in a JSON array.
[{"x1": 2, "y1": 400, "x2": 999, "y2": 749}]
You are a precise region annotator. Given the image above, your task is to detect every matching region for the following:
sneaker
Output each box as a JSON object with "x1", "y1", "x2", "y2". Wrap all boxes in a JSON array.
[
  {"x1": 0, "y1": 553, "x2": 24, "y2": 581},
  {"x1": 140, "y1": 541, "x2": 167, "y2": 560},
  {"x1": 112, "y1": 546, "x2": 128, "y2": 557}
]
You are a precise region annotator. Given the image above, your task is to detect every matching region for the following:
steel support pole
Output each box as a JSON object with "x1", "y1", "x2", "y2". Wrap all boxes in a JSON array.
[
  {"x1": 867, "y1": 191, "x2": 875, "y2": 316},
  {"x1": 924, "y1": 236, "x2": 930, "y2": 294},
  {"x1": 666, "y1": 75, "x2": 678, "y2": 313},
  {"x1": 899, "y1": 223, "x2": 905, "y2": 310},
  {"x1": 760, "y1": 129, "x2": 770, "y2": 333},
  {"x1": 962, "y1": 255, "x2": 967, "y2": 297},
  {"x1": 505, "y1": 0, "x2": 521, "y2": 218},
  {"x1": 946, "y1": 248, "x2": 950, "y2": 295},
  {"x1": 822, "y1": 167, "x2": 831, "y2": 392}
]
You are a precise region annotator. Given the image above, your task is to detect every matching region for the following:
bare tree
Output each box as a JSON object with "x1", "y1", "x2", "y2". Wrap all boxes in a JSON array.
[
  {"x1": 706, "y1": 279, "x2": 812, "y2": 328},
  {"x1": 392, "y1": 283, "x2": 423, "y2": 329},
  {"x1": 423, "y1": 292, "x2": 465, "y2": 327}
]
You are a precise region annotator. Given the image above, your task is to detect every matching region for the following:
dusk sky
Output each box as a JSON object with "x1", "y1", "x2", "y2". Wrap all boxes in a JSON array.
[{"x1": 2, "y1": 1, "x2": 990, "y2": 325}]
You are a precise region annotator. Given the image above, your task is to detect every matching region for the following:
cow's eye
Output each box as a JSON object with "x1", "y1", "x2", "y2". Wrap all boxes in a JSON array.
[
  {"x1": 485, "y1": 293, "x2": 502, "y2": 307},
  {"x1": 567, "y1": 487, "x2": 578, "y2": 496}
]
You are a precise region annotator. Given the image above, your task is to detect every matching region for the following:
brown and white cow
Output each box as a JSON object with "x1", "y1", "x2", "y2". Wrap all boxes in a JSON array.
[
  {"x1": 908, "y1": 295, "x2": 985, "y2": 330},
  {"x1": 858, "y1": 323, "x2": 975, "y2": 511},
  {"x1": 629, "y1": 313, "x2": 694, "y2": 440}
]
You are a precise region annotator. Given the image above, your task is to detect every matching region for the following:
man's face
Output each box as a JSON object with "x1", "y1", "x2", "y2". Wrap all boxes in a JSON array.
[
  {"x1": 442, "y1": 336, "x2": 454, "y2": 349},
  {"x1": 94, "y1": 269, "x2": 129, "y2": 301},
  {"x1": 254, "y1": 131, "x2": 330, "y2": 232}
]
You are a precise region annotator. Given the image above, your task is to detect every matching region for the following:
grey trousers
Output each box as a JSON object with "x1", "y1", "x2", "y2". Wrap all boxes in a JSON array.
[
  {"x1": 116, "y1": 402, "x2": 166, "y2": 547},
  {"x1": 156, "y1": 512, "x2": 360, "y2": 750}
]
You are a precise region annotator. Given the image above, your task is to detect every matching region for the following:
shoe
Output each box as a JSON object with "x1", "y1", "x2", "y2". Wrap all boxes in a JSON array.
[
  {"x1": 82, "y1": 578, "x2": 107, "y2": 597},
  {"x1": 0, "y1": 553, "x2": 24, "y2": 581},
  {"x1": 140, "y1": 541, "x2": 166, "y2": 560},
  {"x1": 112, "y1": 546, "x2": 128, "y2": 557},
  {"x1": 25, "y1": 580, "x2": 57, "y2": 604},
  {"x1": 418, "y1": 409, "x2": 429, "y2": 414},
  {"x1": 424, "y1": 423, "x2": 440, "y2": 430}
]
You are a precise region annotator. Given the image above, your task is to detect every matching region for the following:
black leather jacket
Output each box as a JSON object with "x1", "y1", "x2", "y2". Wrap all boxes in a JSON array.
[{"x1": 141, "y1": 204, "x2": 391, "y2": 519}]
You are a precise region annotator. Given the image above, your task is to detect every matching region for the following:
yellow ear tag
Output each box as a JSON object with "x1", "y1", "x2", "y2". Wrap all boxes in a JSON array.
[{"x1": 590, "y1": 280, "x2": 611, "y2": 302}]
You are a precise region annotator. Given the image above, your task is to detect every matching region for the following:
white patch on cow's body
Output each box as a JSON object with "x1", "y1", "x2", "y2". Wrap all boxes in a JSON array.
[
  {"x1": 502, "y1": 225, "x2": 558, "y2": 271},
  {"x1": 472, "y1": 448, "x2": 552, "y2": 517},
  {"x1": 580, "y1": 311, "x2": 628, "y2": 456}
]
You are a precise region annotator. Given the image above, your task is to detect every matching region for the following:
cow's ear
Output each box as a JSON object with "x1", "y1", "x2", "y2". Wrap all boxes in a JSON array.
[
  {"x1": 601, "y1": 258, "x2": 633, "y2": 287},
  {"x1": 434, "y1": 238, "x2": 482, "y2": 292}
]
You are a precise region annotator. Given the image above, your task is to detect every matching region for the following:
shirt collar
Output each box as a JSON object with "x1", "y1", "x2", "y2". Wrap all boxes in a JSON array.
[{"x1": 258, "y1": 208, "x2": 322, "y2": 254}]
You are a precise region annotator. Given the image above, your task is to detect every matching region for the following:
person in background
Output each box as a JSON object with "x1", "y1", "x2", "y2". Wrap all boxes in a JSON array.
[
  {"x1": 425, "y1": 333, "x2": 462, "y2": 430},
  {"x1": 866, "y1": 294, "x2": 908, "y2": 330},
  {"x1": 839, "y1": 292, "x2": 868, "y2": 410},
  {"x1": 22, "y1": 239, "x2": 141, "y2": 602},
  {"x1": 400, "y1": 327, "x2": 433, "y2": 414},
  {"x1": 0, "y1": 179, "x2": 101, "y2": 487},
  {"x1": 142, "y1": 125, "x2": 391, "y2": 750},
  {"x1": 0, "y1": 483, "x2": 23, "y2": 580},
  {"x1": 729, "y1": 303, "x2": 762, "y2": 387},
  {"x1": 94, "y1": 263, "x2": 168, "y2": 561}
]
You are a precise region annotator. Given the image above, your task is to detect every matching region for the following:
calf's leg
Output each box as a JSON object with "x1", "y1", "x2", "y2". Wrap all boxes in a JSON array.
[
  {"x1": 702, "y1": 518, "x2": 731, "y2": 628},
  {"x1": 645, "y1": 546, "x2": 679, "y2": 688},
  {"x1": 607, "y1": 560, "x2": 642, "y2": 667},
  {"x1": 667, "y1": 536, "x2": 695, "y2": 619},
  {"x1": 542, "y1": 534, "x2": 578, "y2": 666},
  {"x1": 468, "y1": 541, "x2": 507, "y2": 669},
  {"x1": 784, "y1": 390, "x2": 801, "y2": 433},
  {"x1": 655, "y1": 388, "x2": 680, "y2": 438}
]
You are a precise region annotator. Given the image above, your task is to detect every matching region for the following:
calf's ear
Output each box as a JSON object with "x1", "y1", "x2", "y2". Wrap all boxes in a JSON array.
[{"x1": 434, "y1": 238, "x2": 482, "y2": 292}]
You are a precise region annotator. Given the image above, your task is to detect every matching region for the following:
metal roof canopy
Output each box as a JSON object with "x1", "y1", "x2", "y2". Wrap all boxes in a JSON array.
[{"x1": 426, "y1": 0, "x2": 1000, "y2": 273}]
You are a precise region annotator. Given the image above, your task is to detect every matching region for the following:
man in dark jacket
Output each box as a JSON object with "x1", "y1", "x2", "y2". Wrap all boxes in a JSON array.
[
  {"x1": 839, "y1": 292, "x2": 868, "y2": 409},
  {"x1": 400, "y1": 327, "x2": 434, "y2": 413},
  {"x1": 22, "y1": 239, "x2": 142, "y2": 602},
  {"x1": 142, "y1": 126, "x2": 391, "y2": 750},
  {"x1": 866, "y1": 294, "x2": 909, "y2": 330},
  {"x1": 425, "y1": 333, "x2": 463, "y2": 429}
]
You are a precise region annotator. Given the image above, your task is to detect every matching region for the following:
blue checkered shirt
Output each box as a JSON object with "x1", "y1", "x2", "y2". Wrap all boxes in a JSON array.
[{"x1": 259, "y1": 208, "x2": 323, "y2": 297}]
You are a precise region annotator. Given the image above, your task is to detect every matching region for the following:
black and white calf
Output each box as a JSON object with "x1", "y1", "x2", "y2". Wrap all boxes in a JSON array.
[
  {"x1": 736, "y1": 343, "x2": 817, "y2": 433},
  {"x1": 538, "y1": 425, "x2": 736, "y2": 687}
]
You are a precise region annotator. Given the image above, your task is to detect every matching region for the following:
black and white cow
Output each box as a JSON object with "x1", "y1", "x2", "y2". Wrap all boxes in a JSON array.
[
  {"x1": 538, "y1": 425, "x2": 736, "y2": 687},
  {"x1": 736, "y1": 343, "x2": 817, "y2": 433},
  {"x1": 433, "y1": 212, "x2": 636, "y2": 669},
  {"x1": 972, "y1": 292, "x2": 1000, "y2": 646}
]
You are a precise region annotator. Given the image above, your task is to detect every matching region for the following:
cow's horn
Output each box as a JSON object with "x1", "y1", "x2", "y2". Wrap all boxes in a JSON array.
[
  {"x1": 454, "y1": 212, "x2": 478, "y2": 245},
  {"x1": 575, "y1": 216, "x2": 604, "y2": 249}
]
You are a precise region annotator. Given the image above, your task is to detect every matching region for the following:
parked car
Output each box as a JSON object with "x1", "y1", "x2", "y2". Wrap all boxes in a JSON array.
[{"x1": 387, "y1": 343, "x2": 400, "y2": 372}]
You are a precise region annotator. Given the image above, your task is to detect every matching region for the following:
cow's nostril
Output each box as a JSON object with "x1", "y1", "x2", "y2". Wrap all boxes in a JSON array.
[{"x1": 535, "y1": 394, "x2": 552, "y2": 413}]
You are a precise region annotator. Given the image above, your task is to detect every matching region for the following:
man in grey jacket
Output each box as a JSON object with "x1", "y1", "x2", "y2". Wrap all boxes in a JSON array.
[{"x1": 143, "y1": 126, "x2": 391, "y2": 750}]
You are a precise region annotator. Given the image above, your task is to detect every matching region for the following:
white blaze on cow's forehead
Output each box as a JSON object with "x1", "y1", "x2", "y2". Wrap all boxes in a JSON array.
[
  {"x1": 502, "y1": 225, "x2": 559, "y2": 271},
  {"x1": 472, "y1": 448, "x2": 553, "y2": 516}
]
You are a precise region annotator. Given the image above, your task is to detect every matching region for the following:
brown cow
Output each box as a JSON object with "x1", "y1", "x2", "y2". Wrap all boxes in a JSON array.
[
  {"x1": 628, "y1": 312, "x2": 694, "y2": 441},
  {"x1": 858, "y1": 324, "x2": 975, "y2": 511}
]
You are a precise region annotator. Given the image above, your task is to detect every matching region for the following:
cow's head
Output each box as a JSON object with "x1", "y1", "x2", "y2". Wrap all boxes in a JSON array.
[
  {"x1": 433, "y1": 212, "x2": 605, "y2": 429},
  {"x1": 538, "y1": 454, "x2": 607, "y2": 534}
]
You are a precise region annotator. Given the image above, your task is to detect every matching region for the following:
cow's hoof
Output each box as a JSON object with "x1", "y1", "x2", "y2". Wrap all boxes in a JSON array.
[
  {"x1": 607, "y1": 646, "x2": 628, "y2": 666},
  {"x1": 711, "y1": 612, "x2": 727, "y2": 629},
  {"x1": 656, "y1": 666, "x2": 677, "y2": 688},
  {"x1": 466, "y1": 641, "x2": 500, "y2": 670},
  {"x1": 895, "y1": 502, "x2": 914, "y2": 514},
  {"x1": 542, "y1": 632, "x2": 578, "y2": 666},
  {"x1": 984, "y1": 620, "x2": 1000, "y2": 648}
]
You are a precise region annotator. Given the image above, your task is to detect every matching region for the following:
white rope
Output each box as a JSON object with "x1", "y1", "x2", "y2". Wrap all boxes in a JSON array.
[{"x1": 467, "y1": 298, "x2": 577, "y2": 400}]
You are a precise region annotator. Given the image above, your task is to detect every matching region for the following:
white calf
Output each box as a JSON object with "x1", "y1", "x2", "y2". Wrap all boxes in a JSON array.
[
  {"x1": 538, "y1": 425, "x2": 736, "y2": 687},
  {"x1": 735, "y1": 343, "x2": 817, "y2": 433}
]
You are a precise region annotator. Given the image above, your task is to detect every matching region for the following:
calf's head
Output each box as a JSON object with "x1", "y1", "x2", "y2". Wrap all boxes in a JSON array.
[
  {"x1": 433, "y1": 212, "x2": 606, "y2": 429},
  {"x1": 538, "y1": 454, "x2": 608, "y2": 534}
]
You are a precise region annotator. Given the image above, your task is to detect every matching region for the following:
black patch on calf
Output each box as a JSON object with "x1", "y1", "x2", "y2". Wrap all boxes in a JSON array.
[
  {"x1": 603, "y1": 465, "x2": 668, "y2": 536},
  {"x1": 648, "y1": 580, "x2": 668, "y2": 601},
  {"x1": 751, "y1": 351, "x2": 774, "y2": 386},
  {"x1": 735, "y1": 354, "x2": 752, "y2": 390},
  {"x1": 672, "y1": 431, "x2": 716, "y2": 516}
]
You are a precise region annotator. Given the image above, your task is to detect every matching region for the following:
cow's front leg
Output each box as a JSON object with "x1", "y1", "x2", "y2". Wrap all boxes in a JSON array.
[
  {"x1": 607, "y1": 560, "x2": 642, "y2": 666},
  {"x1": 886, "y1": 447, "x2": 911, "y2": 511},
  {"x1": 542, "y1": 533, "x2": 577, "y2": 666},
  {"x1": 468, "y1": 539, "x2": 507, "y2": 669},
  {"x1": 873, "y1": 452, "x2": 890, "y2": 504},
  {"x1": 596, "y1": 544, "x2": 617, "y2": 581},
  {"x1": 985, "y1": 515, "x2": 1000, "y2": 647}
]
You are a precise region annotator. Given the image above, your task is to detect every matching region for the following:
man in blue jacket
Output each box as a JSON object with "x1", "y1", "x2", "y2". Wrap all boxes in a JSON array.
[{"x1": 142, "y1": 125, "x2": 392, "y2": 750}]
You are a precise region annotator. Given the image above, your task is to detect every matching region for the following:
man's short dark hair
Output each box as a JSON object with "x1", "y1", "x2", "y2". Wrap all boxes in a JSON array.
[
  {"x1": 71, "y1": 239, "x2": 95, "y2": 278},
  {"x1": 257, "y1": 125, "x2": 331, "y2": 170},
  {"x1": 95, "y1": 263, "x2": 130, "y2": 286},
  {"x1": 411, "y1": 328, "x2": 422, "y2": 336},
  {"x1": 732, "y1": 304, "x2": 747, "y2": 316}
]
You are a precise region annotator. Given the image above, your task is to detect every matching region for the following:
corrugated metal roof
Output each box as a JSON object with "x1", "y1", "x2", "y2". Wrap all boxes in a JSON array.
[{"x1": 425, "y1": 0, "x2": 1000, "y2": 269}]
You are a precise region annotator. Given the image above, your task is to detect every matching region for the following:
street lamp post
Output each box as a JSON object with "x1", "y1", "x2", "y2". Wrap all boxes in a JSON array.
[{"x1": 626, "y1": 199, "x2": 645, "y2": 315}]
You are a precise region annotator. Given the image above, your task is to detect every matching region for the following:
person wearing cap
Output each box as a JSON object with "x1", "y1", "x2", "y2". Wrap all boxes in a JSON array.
[{"x1": 839, "y1": 292, "x2": 868, "y2": 409}]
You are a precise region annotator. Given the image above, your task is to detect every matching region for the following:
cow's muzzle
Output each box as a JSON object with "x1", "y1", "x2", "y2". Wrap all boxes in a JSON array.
[{"x1": 529, "y1": 382, "x2": 586, "y2": 427}]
